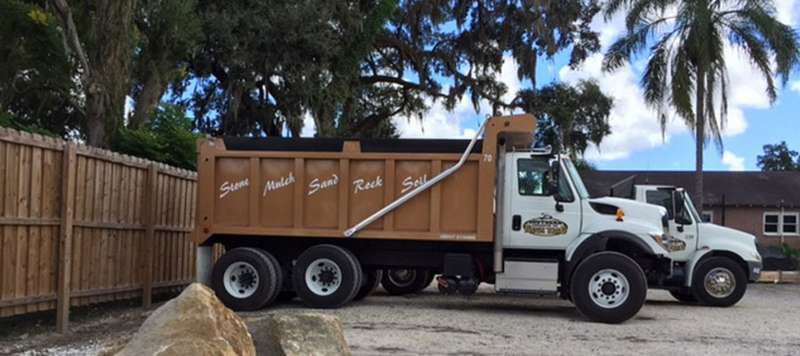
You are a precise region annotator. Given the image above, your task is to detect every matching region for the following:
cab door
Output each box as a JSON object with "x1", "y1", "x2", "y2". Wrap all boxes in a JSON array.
[
  {"x1": 643, "y1": 188, "x2": 697, "y2": 261},
  {"x1": 504, "y1": 156, "x2": 582, "y2": 250}
]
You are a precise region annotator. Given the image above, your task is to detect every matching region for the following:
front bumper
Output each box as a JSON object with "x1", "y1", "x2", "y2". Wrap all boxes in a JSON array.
[{"x1": 747, "y1": 260, "x2": 763, "y2": 282}]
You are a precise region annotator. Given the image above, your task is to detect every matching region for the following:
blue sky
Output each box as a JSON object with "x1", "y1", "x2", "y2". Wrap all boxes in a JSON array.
[{"x1": 384, "y1": 1, "x2": 800, "y2": 172}]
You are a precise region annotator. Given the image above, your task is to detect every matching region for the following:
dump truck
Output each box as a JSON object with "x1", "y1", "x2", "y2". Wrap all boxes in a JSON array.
[
  {"x1": 602, "y1": 179, "x2": 762, "y2": 306},
  {"x1": 194, "y1": 114, "x2": 677, "y2": 323}
]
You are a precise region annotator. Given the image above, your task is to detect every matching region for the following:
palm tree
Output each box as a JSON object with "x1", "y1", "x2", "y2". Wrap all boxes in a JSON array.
[{"x1": 603, "y1": 0, "x2": 800, "y2": 207}]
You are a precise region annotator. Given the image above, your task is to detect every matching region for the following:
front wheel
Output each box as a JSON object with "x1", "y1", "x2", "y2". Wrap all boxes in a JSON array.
[
  {"x1": 669, "y1": 289, "x2": 697, "y2": 303},
  {"x1": 691, "y1": 257, "x2": 747, "y2": 307},
  {"x1": 570, "y1": 252, "x2": 647, "y2": 324}
]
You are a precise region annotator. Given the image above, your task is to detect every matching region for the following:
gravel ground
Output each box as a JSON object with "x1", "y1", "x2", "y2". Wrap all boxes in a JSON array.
[{"x1": 2, "y1": 283, "x2": 799, "y2": 355}]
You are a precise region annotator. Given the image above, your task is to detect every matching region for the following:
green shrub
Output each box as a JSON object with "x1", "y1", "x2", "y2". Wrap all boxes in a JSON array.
[
  {"x1": 0, "y1": 112, "x2": 57, "y2": 136},
  {"x1": 782, "y1": 244, "x2": 800, "y2": 269},
  {"x1": 113, "y1": 105, "x2": 199, "y2": 170}
]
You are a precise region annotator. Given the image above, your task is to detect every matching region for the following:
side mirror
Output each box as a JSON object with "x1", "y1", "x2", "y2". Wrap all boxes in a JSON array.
[
  {"x1": 673, "y1": 191, "x2": 691, "y2": 225},
  {"x1": 548, "y1": 160, "x2": 560, "y2": 197}
]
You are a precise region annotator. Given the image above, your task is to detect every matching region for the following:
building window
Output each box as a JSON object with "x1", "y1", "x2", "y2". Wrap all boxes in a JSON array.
[
  {"x1": 701, "y1": 210, "x2": 714, "y2": 223},
  {"x1": 764, "y1": 212, "x2": 799, "y2": 236},
  {"x1": 784, "y1": 213, "x2": 798, "y2": 235}
]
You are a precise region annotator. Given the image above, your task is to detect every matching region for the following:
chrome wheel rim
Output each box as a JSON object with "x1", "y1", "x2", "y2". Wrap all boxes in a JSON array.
[
  {"x1": 588, "y1": 269, "x2": 630, "y2": 309},
  {"x1": 387, "y1": 269, "x2": 416, "y2": 288},
  {"x1": 223, "y1": 262, "x2": 259, "y2": 299},
  {"x1": 704, "y1": 267, "x2": 736, "y2": 299},
  {"x1": 305, "y1": 258, "x2": 342, "y2": 296}
]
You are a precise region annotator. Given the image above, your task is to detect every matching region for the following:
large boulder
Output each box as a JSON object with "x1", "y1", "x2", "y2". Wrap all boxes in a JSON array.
[
  {"x1": 247, "y1": 313, "x2": 351, "y2": 356},
  {"x1": 116, "y1": 283, "x2": 255, "y2": 356}
]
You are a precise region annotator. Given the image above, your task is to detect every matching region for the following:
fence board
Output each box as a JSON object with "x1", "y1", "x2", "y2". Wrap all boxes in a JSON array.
[{"x1": 0, "y1": 128, "x2": 205, "y2": 331}]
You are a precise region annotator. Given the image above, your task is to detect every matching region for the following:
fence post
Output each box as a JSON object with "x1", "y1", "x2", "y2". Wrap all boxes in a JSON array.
[
  {"x1": 56, "y1": 143, "x2": 77, "y2": 333},
  {"x1": 142, "y1": 164, "x2": 158, "y2": 308}
]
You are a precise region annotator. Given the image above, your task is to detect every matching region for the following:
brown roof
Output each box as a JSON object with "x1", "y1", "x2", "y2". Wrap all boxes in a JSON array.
[{"x1": 580, "y1": 170, "x2": 800, "y2": 208}]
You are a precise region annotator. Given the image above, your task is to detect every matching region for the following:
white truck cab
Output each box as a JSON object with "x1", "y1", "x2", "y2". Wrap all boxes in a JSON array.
[
  {"x1": 619, "y1": 184, "x2": 762, "y2": 306},
  {"x1": 486, "y1": 149, "x2": 677, "y2": 322}
]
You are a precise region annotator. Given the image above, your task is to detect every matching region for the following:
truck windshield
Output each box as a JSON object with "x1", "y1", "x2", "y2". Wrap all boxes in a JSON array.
[{"x1": 563, "y1": 159, "x2": 589, "y2": 199}]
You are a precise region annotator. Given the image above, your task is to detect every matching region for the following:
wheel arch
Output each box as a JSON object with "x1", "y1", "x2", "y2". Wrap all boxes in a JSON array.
[
  {"x1": 563, "y1": 230, "x2": 664, "y2": 295},
  {"x1": 685, "y1": 250, "x2": 749, "y2": 287}
]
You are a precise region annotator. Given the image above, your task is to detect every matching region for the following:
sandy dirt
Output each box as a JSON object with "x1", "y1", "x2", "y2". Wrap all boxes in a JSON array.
[{"x1": 2, "y1": 283, "x2": 799, "y2": 355}]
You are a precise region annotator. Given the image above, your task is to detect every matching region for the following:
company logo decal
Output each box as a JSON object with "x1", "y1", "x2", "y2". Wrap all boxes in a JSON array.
[
  {"x1": 523, "y1": 214, "x2": 568, "y2": 237},
  {"x1": 353, "y1": 176, "x2": 383, "y2": 194},
  {"x1": 263, "y1": 172, "x2": 295, "y2": 196},
  {"x1": 308, "y1": 174, "x2": 339, "y2": 196},
  {"x1": 219, "y1": 179, "x2": 249, "y2": 199},
  {"x1": 401, "y1": 174, "x2": 428, "y2": 194}
]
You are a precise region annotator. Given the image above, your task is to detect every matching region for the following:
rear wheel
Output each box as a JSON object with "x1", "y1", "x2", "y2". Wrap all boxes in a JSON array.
[
  {"x1": 211, "y1": 247, "x2": 282, "y2": 311},
  {"x1": 293, "y1": 245, "x2": 363, "y2": 308},
  {"x1": 353, "y1": 270, "x2": 383, "y2": 301},
  {"x1": 669, "y1": 289, "x2": 697, "y2": 303},
  {"x1": 382, "y1": 269, "x2": 431, "y2": 295},
  {"x1": 691, "y1": 257, "x2": 747, "y2": 307},
  {"x1": 415, "y1": 271, "x2": 435, "y2": 292},
  {"x1": 570, "y1": 252, "x2": 647, "y2": 324},
  {"x1": 274, "y1": 291, "x2": 297, "y2": 303}
]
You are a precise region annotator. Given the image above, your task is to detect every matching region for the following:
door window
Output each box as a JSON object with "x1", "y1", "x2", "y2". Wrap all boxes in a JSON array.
[
  {"x1": 517, "y1": 159, "x2": 573, "y2": 201},
  {"x1": 517, "y1": 159, "x2": 550, "y2": 196},
  {"x1": 646, "y1": 190, "x2": 674, "y2": 219}
]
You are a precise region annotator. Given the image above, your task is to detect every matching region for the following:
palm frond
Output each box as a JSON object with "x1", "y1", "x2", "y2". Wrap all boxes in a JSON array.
[
  {"x1": 728, "y1": 20, "x2": 778, "y2": 102},
  {"x1": 735, "y1": 5, "x2": 800, "y2": 85},
  {"x1": 624, "y1": 0, "x2": 678, "y2": 31},
  {"x1": 603, "y1": 17, "x2": 673, "y2": 72},
  {"x1": 642, "y1": 32, "x2": 673, "y2": 120},
  {"x1": 669, "y1": 35, "x2": 695, "y2": 124},
  {"x1": 604, "y1": 0, "x2": 635, "y2": 20}
]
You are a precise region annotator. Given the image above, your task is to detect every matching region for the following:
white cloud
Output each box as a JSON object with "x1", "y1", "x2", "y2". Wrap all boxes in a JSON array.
[
  {"x1": 722, "y1": 150, "x2": 746, "y2": 171},
  {"x1": 775, "y1": 0, "x2": 798, "y2": 26},
  {"x1": 790, "y1": 80, "x2": 800, "y2": 93},
  {"x1": 300, "y1": 113, "x2": 316, "y2": 137},
  {"x1": 559, "y1": 8, "x2": 782, "y2": 162},
  {"x1": 559, "y1": 53, "x2": 686, "y2": 161},
  {"x1": 393, "y1": 56, "x2": 522, "y2": 139},
  {"x1": 124, "y1": 96, "x2": 134, "y2": 122}
]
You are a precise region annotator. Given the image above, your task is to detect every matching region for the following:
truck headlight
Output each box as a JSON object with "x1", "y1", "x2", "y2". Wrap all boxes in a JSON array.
[{"x1": 649, "y1": 233, "x2": 664, "y2": 245}]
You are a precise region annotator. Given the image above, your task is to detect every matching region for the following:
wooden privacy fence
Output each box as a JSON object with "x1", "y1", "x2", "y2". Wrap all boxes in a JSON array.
[{"x1": 0, "y1": 127, "x2": 209, "y2": 332}]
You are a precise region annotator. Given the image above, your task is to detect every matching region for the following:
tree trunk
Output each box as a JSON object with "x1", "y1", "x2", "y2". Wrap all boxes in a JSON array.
[
  {"x1": 314, "y1": 105, "x2": 336, "y2": 137},
  {"x1": 52, "y1": 0, "x2": 136, "y2": 147},
  {"x1": 88, "y1": 0, "x2": 136, "y2": 147},
  {"x1": 85, "y1": 85, "x2": 109, "y2": 146},
  {"x1": 694, "y1": 68, "x2": 706, "y2": 209},
  {"x1": 130, "y1": 65, "x2": 166, "y2": 129}
]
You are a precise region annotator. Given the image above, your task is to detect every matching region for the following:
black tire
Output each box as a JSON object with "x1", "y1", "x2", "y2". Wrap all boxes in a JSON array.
[
  {"x1": 691, "y1": 257, "x2": 747, "y2": 307},
  {"x1": 570, "y1": 252, "x2": 647, "y2": 324},
  {"x1": 211, "y1": 247, "x2": 282, "y2": 311},
  {"x1": 669, "y1": 289, "x2": 697, "y2": 303},
  {"x1": 353, "y1": 270, "x2": 383, "y2": 301},
  {"x1": 415, "y1": 271, "x2": 435, "y2": 292},
  {"x1": 292, "y1": 244, "x2": 363, "y2": 308},
  {"x1": 274, "y1": 291, "x2": 297, "y2": 303},
  {"x1": 341, "y1": 247, "x2": 364, "y2": 303},
  {"x1": 381, "y1": 269, "x2": 430, "y2": 295}
]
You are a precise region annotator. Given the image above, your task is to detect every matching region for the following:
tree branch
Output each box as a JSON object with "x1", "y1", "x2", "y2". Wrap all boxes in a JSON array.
[{"x1": 50, "y1": 0, "x2": 91, "y2": 77}]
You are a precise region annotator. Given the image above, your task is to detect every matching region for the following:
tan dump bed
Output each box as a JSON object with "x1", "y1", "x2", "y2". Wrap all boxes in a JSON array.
[{"x1": 194, "y1": 114, "x2": 536, "y2": 245}]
